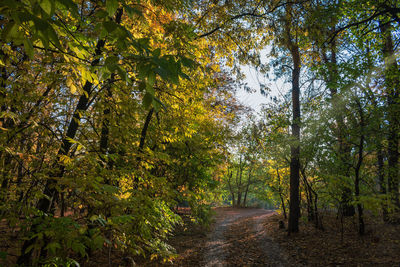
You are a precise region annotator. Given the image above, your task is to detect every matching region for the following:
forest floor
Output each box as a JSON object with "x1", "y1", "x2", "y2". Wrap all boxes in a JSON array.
[
  {"x1": 156, "y1": 208, "x2": 291, "y2": 267},
  {"x1": 2, "y1": 207, "x2": 400, "y2": 266},
  {"x1": 139, "y1": 207, "x2": 400, "y2": 267}
]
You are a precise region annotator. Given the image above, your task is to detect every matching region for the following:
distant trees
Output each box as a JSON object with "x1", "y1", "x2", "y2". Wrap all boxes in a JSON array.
[
  {"x1": 223, "y1": 120, "x2": 266, "y2": 208},
  {"x1": 198, "y1": 0, "x2": 400, "y2": 235}
]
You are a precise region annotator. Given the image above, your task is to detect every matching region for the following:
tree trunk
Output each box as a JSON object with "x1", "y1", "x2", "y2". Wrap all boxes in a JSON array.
[
  {"x1": 322, "y1": 37, "x2": 355, "y2": 217},
  {"x1": 380, "y1": 22, "x2": 400, "y2": 212},
  {"x1": 276, "y1": 168, "x2": 287, "y2": 219},
  {"x1": 355, "y1": 100, "x2": 365, "y2": 235},
  {"x1": 133, "y1": 107, "x2": 155, "y2": 187},
  {"x1": 288, "y1": 40, "x2": 301, "y2": 234},
  {"x1": 236, "y1": 156, "x2": 243, "y2": 207},
  {"x1": 378, "y1": 146, "x2": 388, "y2": 221},
  {"x1": 243, "y1": 167, "x2": 253, "y2": 207},
  {"x1": 283, "y1": 3, "x2": 301, "y2": 234},
  {"x1": 227, "y1": 169, "x2": 235, "y2": 207},
  {"x1": 300, "y1": 167, "x2": 314, "y2": 222}
]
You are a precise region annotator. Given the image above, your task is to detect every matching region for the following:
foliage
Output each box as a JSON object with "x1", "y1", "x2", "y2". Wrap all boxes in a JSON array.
[{"x1": 0, "y1": 0, "x2": 242, "y2": 264}]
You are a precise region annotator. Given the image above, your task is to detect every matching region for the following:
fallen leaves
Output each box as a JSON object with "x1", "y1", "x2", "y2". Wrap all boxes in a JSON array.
[{"x1": 263, "y1": 212, "x2": 400, "y2": 266}]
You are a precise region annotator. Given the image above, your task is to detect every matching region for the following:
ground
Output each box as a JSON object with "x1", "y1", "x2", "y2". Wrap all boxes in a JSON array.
[
  {"x1": 144, "y1": 208, "x2": 292, "y2": 267},
  {"x1": 142, "y1": 207, "x2": 400, "y2": 267}
]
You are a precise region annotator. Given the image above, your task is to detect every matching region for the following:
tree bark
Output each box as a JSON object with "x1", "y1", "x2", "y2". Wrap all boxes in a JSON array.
[
  {"x1": 300, "y1": 166, "x2": 314, "y2": 222},
  {"x1": 288, "y1": 43, "x2": 301, "y2": 233},
  {"x1": 355, "y1": 100, "x2": 365, "y2": 235},
  {"x1": 99, "y1": 76, "x2": 115, "y2": 168},
  {"x1": 322, "y1": 36, "x2": 355, "y2": 217},
  {"x1": 380, "y1": 22, "x2": 400, "y2": 211},
  {"x1": 243, "y1": 166, "x2": 253, "y2": 207},
  {"x1": 235, "y1": 156, "x2": 243, "y2": 207},
  {"x1": 276, "y1": 169, "x2": 287, "y2": 220},
  {"x1": 227, "y1": 169, "x2": 235, "y2": 207},
  {"x1": 378, "y1": 146, "x2": 388, "y2": 221},
  {"x1": 285, "y1": 4, "x2": 301, "y2": 233}
]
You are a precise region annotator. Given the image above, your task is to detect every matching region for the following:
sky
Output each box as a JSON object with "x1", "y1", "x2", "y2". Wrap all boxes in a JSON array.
[{"x1": 236, "y1": 64, "x2": 289, "y2": 115}]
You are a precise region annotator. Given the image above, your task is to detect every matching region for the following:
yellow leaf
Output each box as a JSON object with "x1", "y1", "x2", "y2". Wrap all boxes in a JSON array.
[{"x1": 66, "y1": 78, "x2": 77, "y2": 94}]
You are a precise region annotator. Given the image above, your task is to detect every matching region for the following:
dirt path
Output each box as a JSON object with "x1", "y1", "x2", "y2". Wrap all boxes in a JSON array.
[{"x1": 202, "y1": 208, "x2": 289, "y2": 267}]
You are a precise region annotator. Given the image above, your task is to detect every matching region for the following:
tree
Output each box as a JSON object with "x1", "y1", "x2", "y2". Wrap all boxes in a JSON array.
[{"x1": 0, "y1": 0, "x2": 243, "y2": 264}]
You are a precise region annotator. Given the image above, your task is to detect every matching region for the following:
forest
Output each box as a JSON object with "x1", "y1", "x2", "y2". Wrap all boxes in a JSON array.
[{"x1": 0, "y1": 0, "x2": 399, "y2": 266}]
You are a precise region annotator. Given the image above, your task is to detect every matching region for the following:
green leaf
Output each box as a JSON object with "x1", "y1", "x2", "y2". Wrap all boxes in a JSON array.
[
  {"x1": 181, "y1": 57, "x2": 195, "y2": 68},
  {"x1": 71, "y1": 242, "x2": 86, "y2": 257},
  {"x1": 105, "y1": 56, "x2": 119, "y2": 68},
  {"x1": 23, "y1": 38, "x2": 34, "y2": 59},
  {"x1": 138, "y1": 81, "x2": 146, "y2": 91},
  {"x1": 96, "y1": 217, "x2": 107, "y2": 226},
  {"x1": 90, "y1": 215, "x2": 99, "y2": 222},
  {"x1": 45, "y1": 242, "x2": 61, "y2": 255},
  {"x1": 103, "y1": 21, "x2": 118, "y2": 33},
  {"x1": 67, "y1": 258, "x2": 80, "y2": 267},
  {"x1": 25, "y1": 244, "x2": 36, "y2": 254},
  {"x1": 123, "y1": 4, "x2": 143, "y2": 18},
  {"x1": 116, "y1": 65, "x2": 127, "y2": 81},
  {"x1": 15, "y1": 11, "x2": 34, "y2": 23},
  {"x1": 33, "y1": 18, "x2": 50, "y2": 48},
  {"x1": 0, "y1": 0, "x2": 18, "y2": 9},
  {"x1": 152, "y1": 97, "x2": 161, "y2": 112},
  {"x1": 56, "y1": 0, "x2": 79, "y2": 17},
  {"x1": 153, "y1": 96, "x2": 166, "y2": 110},
  {"x1": 179, "y1": 72, "x2": 190, "y2": 81},
  {"x1": 169, "y1": 72, "x2": 179, "y2": 84},
  {"x1": 92, "y1": 235, "x2": 104, "y2": 249},
  {"x1": 137, "y1": 63, "x2": 151, "y2": 80},
  {"x1": 2, "y1": 22, "x2": 21, "y2": 43},
  {"x1": 153, "y1": 48, "x2": 161, "y2": 58},
  {"x1": 154, "y1": 67, "x2": 169, "y2": 81},
  {"x1": 39, "y1": 0, "x2": 55, "y2": 17},
  {"x1": 46, "y1": 24, "x2": 63, "y2": 50},
  {"x1": 33, "y1": 17, "x2": 49, "y2": 32},
  {"x1": 146, "y1": 82, "x2": 154, "y2": 95},
  {"x1": 0, "y1": 251, "x2": 7, "y2": 260},
  {"x1": 95, "y1": 10, "x2": 109, "y2": 18},
  {"x1": 102, "y1": 184, "x2": 120, "y2": 194},
  {"x1": 147, "y1": 71, "x2": 156, "y2": 86},
  {"x1": 143, "y1": 92, "x2": 153, "y2": 109},
  {"x1": 106, "y1": 0, "x2": 118, "y2": 17}
]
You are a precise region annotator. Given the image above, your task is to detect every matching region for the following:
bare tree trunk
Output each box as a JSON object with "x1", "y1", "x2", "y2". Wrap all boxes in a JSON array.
[
  {"x1": 99, "y1": 76, "x2": 114, "y2": 170},
  {"x1": 276, "y1": 168, "x2": 287, "y2": 219},
  {"x1": 322, "y1": 36, "x2": 355, "y2": 217},
  {"x1": 133, "y1": 107, "x2": 154, "y2": 187},
  {"x1": 380, "y1": 22, "x2": 400, "y2": 212},
  {"x1": 236, "y1": 156, "x2": 243, "y2": 207},
  {"x1": 378, "y1": 147, "x2": 388, "y2": 221},
  {"x1": 227, "y1": 169, "x2": 235, "y2": 207},
  {"x1": 300, "y1": 167, "x2": 314, "y2": 222},
  {"x1": 281, "y1": 2, "x2": 301, "y2": 234},
  {"x1": 243, "y1": 167, "x2": 253, "y2": 207},
  {"x1": 355, "y1": 100, "x2": 365, "y2": 235},
  {"x1": 287, "y1": 34, "x2": 301, "y2": 234}
]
